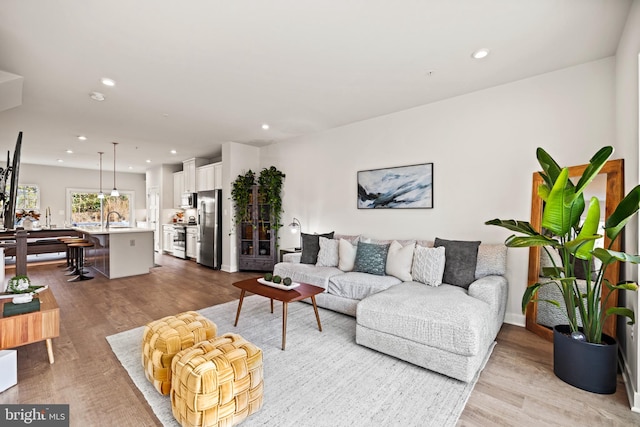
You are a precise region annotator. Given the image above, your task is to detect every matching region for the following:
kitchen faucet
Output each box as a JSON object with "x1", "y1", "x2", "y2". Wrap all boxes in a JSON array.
[{"x1": 105, "y1": 211, "x2": 123, "y2": 229}]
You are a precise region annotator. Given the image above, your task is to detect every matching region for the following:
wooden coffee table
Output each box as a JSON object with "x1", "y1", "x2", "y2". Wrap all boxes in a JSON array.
[
  {"x1": 233, "y1": 278, "x2": 324, "y2": 350},
  {"x1": 0, "y1": 289, "x2": 60, "y2": 363}
]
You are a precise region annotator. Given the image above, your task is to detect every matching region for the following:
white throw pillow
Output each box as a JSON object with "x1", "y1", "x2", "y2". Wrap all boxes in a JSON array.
[
  {"x1": 338, "y1": 238, "x2": 358, "y2": 271},
  {"x1": 316, "y1": 237, "x2": 339, "y2": 267},
  {"x1": 385, "y1": 240, "x2": 415, "y2": 281},
  {"x1": 412, "y1": 245, "x2": 446, "y2": 287}
]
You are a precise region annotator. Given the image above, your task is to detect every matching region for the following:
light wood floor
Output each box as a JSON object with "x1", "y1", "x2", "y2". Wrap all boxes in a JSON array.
[{"x1": 1, "y1": 254, "x2": 639, "y2": 426}]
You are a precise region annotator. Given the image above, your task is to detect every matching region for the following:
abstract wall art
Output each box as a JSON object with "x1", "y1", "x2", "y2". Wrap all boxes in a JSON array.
[{"x1": 357, "y1": 163, "x2": 433, "y2": 209}]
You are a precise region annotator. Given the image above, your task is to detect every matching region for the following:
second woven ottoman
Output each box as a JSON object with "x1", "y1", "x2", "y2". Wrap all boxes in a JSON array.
[
  {"x1": 171, "y1": 333, "x2": 264, "y2": 427},
  {"x1": 142, "y1": 311, "x2": 217, "y2": 395}
]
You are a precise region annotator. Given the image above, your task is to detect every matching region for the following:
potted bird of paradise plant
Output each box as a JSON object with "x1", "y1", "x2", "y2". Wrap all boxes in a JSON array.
[{"x1": 486, "y1": 146, "x2": 639, "y2": 394}]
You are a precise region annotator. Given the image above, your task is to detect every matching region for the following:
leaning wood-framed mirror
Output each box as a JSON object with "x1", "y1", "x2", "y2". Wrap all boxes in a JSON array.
[{"x1": 526, "y1": 159, "x2": 624, "y2": 341}]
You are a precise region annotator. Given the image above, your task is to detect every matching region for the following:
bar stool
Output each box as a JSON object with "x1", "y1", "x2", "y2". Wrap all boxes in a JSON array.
[
  {"x1": 67, "y1": 241, "x2": 94, "y2": 281},
  {"x1": 60, "y1": 238, "x2": 87, "y2": 273}
]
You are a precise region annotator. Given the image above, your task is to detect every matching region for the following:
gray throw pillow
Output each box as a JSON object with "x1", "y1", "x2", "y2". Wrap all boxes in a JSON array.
[
  {"x1": 434, "y1": 238, "x2": 481, "y2": 289},
  {"x1": 300, "y1": 232, "x2": 334, "y2": 264},
  {"x1": 353, "y1": 242, "x2": 390, "y2": 276}
]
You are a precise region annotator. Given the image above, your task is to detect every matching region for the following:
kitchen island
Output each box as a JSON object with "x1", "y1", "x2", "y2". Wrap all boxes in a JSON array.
[{"x1": 74, "y1": 226, "x2": 154, "y2": 279}]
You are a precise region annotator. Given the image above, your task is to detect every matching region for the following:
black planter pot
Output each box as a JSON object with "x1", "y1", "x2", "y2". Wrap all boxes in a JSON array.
[{"x1": 553, "y1": 325, "x2": 618, "y2": 394}]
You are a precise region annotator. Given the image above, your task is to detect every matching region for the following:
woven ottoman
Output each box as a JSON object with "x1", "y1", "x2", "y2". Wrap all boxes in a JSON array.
[
  {"x1": 171, "y1": 333, "x2": 264, "y2": 427},
  {"x1": 142, "y1": 311, "x2": 217, "y2": 395}
]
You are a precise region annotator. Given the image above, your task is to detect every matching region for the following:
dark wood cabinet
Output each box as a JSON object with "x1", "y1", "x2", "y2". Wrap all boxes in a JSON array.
[{"x1": 237, "y1": 185, "x2": 277, "y2": 271}]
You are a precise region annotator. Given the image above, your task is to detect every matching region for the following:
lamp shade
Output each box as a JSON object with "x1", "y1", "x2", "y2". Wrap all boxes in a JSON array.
[{"x1": 288, "y1": 217, "x2": 302, "y2": 250}]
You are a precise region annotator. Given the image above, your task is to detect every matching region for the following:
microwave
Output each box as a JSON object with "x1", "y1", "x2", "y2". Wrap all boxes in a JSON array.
[{"x1": 180, "y1": 192, "x2": 197, "y2": 208}]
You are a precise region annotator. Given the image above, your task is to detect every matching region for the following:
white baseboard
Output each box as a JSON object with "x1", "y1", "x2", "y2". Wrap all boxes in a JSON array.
[
  {"x1": 620, "y1": 352, "x2": 640, "y2": 412},
  {"x1": 221, "y1": 264, "x2": 236, "y2": 273},
  {"x1": 504, "y1": 312, "x2": 525, "y2": 327}
]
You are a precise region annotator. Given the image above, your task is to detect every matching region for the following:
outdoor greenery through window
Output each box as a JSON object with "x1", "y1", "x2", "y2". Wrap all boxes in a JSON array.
[
  {"x1": 69, "y1": 191, "x2": 131, "y2": 226},
  {"x1": 15, "y1": 184, "x2": 39, "y2": 210}
]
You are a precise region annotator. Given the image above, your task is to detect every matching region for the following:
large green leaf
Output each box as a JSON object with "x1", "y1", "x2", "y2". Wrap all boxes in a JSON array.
[
  {"x1": 592, "y1": 248, "x2": 640, "y2": 266},
  {"x1": 573, "y1": 197, "x2": 600, "y2": 260},
  {"x1": 565, "y1": 234, "x2": 600, "y2": 255},
  {"x1": 536, "y1": 148, "x2": 563, "y2": 185},
  {"x1": 605, "y1": 281, "x2": 639, "y2": 292},
  {"x1": 606, "y1": 307, "x2": 635, "y2": 325},
  {"x1": 522, "y1": 282, "x2": 542, "y2": 313},
  {"x1": 605, "y1": 185, "x2": 640, "y2": 243},
  {"x1": 484, "y1": 219, "x2": 538, "y2": 235},
  {"x1": 505, "y1": 235, "x2": 558, "y2": 248},
  {"x1": 572, "y1": 146, "x2": 613, "y2": 200},
  {"x1": 542, "y1": 168, "x2": 576, "y2": 235},
  {"x1": 537, "y1": 183, "x2": 550, "y2": 202}
]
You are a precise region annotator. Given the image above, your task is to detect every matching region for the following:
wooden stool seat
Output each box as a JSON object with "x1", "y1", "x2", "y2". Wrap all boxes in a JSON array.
[
  {"x1": 67, "y1": 241, "x2": 94, "y2": 281},
  {"x1": 60, "y1": 238, "x2": 88, "y2": 270}
]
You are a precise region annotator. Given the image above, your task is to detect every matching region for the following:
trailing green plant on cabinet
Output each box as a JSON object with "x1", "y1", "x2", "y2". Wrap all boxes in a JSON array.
[{"x1": 232, "y1": 167, "x2": 285, "y2": 271}]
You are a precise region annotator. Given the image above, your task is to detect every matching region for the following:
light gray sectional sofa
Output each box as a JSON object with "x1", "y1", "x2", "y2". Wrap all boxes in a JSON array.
[{"x1": 273, "y1": 236, "x2": 508, "y2": 382}]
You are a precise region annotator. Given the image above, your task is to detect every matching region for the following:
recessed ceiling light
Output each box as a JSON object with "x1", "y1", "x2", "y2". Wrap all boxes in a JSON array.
[
  {"x1": 101, "y1": 78, "x2": 116, "y2": 87},
  {"x1": 146, "y1": 159, "x2": 151, "y2": 163},
  {"x1": 90, "y1": 91, "x2": 105, "y2": 101},
  {"x1": 170, "y1": 150, "x2": 177, "y2": 154},
  {"x1": 66, "y1": 149, "x2": 73, "y2": 154},
  {"x1": 57, "y1": 159, "x2": 63, "y2": 163},
  {"x1": 128, "y1": 166, "x2": 133, "y2": 170},
  {"x1": 78, "y1": 135, "x2": 87, "y2": 141},
  {"x1": 262, "y1": 123, "x2": 270, "y2": 130},
  {"x1": 471, "y1": 48, "x2": 490, "y2": 59}
]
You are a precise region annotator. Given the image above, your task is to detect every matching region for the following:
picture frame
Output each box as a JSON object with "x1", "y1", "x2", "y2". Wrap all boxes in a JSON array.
[{"x1": 357, "y1": 163, "x2": 433, "y2": 209}]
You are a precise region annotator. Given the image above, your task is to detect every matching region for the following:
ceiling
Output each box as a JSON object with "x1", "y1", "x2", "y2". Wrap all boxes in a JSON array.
[{"x1": 0, "y1": 0, "x2": 632, "y2": 173}]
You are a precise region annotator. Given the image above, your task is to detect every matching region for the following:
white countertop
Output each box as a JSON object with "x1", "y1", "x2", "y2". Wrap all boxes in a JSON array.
[{"x1": 74, "y1": 226, "x2": 154, "y2": 235}]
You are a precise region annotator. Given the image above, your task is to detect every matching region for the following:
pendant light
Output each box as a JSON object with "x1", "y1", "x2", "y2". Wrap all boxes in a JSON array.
[
  {"x1": 98, "y1": 151, "x2": 105, "y2": 199},
  {"x1": 110, "y1": 142, "x2": 119, "y2": 197}
]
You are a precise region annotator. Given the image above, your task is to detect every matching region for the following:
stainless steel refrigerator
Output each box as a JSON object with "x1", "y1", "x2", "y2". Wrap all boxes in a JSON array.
[{"x1": 196, "y1": 189, "x2": 222, "y2": 269}]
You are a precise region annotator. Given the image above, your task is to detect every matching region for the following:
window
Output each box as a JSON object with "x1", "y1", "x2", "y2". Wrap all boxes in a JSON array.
[
  {"x1": 66, "y1": 188, "x2": 134, "y2": 227},
  {"x1": 13, "y1": 184, "x2": 39, "y2": 210}
]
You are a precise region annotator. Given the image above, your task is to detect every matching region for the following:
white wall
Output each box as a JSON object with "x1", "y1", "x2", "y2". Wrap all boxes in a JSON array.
[
  {"x1": 262, "y1": 57, "x2": 617, "y2": 327},
  {"x1": 222, "y1": 141, "x2": 260, "y2": 272},
  {"x1": 18, "y1": 163, "x2": 146, "y2": 226},
  {"x1": 616, "y1": 0, "x2": 640, "y2": 411}
]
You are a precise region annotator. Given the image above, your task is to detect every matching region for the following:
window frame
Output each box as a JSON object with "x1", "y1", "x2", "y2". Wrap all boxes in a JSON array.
[{"x1": 65, "y1": 187, "x2": 135, "y2": 227}]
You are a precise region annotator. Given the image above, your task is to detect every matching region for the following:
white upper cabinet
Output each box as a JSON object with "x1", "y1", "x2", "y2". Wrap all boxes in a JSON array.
[
  {"x1": 196, "y1": 161, "x2": 222, "y2": 192},
  {"x1": 213, "y1": 162, "x2": 222, "y2": 190},
  {"x1": 173, "y1": 171, "x2": 184, "y2": 208},
  {"x1": 182, "y1": 158, "x2": 207, "y2": 193}
]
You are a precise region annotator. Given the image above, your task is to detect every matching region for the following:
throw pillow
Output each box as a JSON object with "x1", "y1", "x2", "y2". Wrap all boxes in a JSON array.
[
  {"x1": 434, "y1": 238, "x2": 481, "y2": 289},
  {"x1": 334, "y1": 234, "x2": 360, "y2": 244},
  {"x1": 300, "y1": 232, "x2": 334, "y2": 264},
  {"x1": 316, "y1": 237, "x2": 339, "y2": 267},
  {"x1": 338, "y1": 238, "x2": 358, "y2": 271},
  {"x1": 411, "y1": 245, "x2": 446, "y2": 286},
  {"x1": 385, "y1": 240, "x2": 415, "y2": 281},
  {"x1": 353, "y1": 242, "x2": 390, "y2": 276}
]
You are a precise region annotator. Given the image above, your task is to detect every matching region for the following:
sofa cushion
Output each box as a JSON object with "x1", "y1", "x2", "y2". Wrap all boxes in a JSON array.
[
  {"x1": 434, "y1": 238, "x2": 480, "y2": 289},
  {"x1": 475, "y1": 244, "x2": 508, "y2": 279},
  {"x1": 353, "y1": 242, "x2": 390, "y2": 276},
  {"x1": 338, "y1": 238, "x2": 358, "y2": 271},
  {"x1": 300, "y1": 232, "x2": 334, "y2": 264},
  {"x1": 328, "y1": 272, "x2": 401, "y2": 300},
  {"x1": 385, "y1": 240, "x2": 415, "y2": 281},
  {"x1": 356, "y1": 282, "x2": 493, "y2": 357},
  {"x1": 411, "y1": 245, "x2": 446, "y2": 286},
  {"x1": 273, "y1": 262, "x2": 342, "y2": 290},
  {"x1": 316, "y1": 237, "x2": 339, "y2": 267}
]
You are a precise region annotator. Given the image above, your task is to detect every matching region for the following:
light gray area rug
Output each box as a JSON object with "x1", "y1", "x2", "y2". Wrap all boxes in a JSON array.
[{"x1": 107, "y1": 296, "x2": 492, "y2": 427}]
